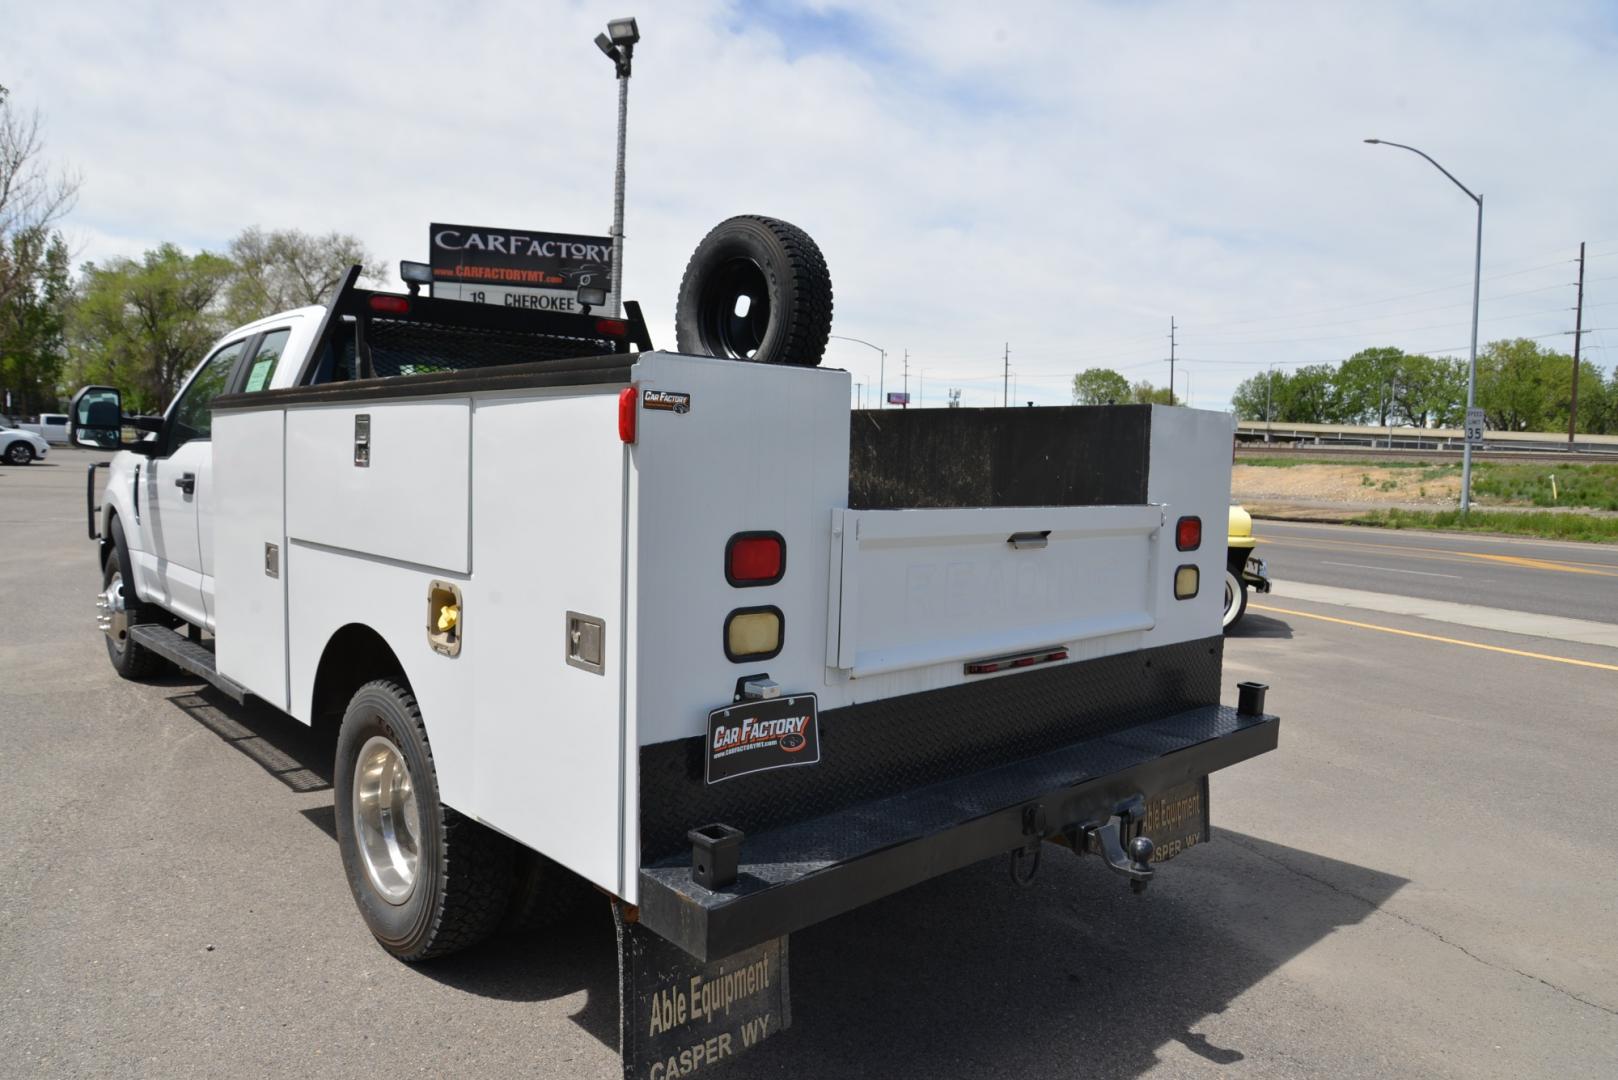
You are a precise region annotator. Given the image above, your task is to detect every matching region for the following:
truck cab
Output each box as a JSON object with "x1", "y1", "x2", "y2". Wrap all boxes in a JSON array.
[{"x1": 92, "y1": 309, "x2": 320, "y2": 629}]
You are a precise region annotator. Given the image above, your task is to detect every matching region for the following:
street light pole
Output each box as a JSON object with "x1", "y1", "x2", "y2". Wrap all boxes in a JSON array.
[
  {"x1": 829, "y1": 335, "x2": 887, "y2": 408},
  {"x1": 1365, "y1": 138, "x2": 1483, "y2": 512},
  {"x1": 595, "y1": 17, "x2": 640, "y2": 318},
  {"x1": 1265, "y1": 362, "x2": 1277, "y2": 442}
]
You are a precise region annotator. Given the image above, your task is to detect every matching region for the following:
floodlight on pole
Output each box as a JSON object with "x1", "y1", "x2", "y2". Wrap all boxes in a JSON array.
[
  {"x1": 1365, "y1": 137, "x2": 1483, "y2": 512},
  {"x1": 597, "y1": 17, "x2": 639, "y2": 317}
]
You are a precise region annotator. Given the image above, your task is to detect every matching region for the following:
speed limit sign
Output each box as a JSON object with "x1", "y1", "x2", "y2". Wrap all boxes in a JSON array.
[{"x1": 1464, "y1": 407, "x2": 1486, "y2": 444}]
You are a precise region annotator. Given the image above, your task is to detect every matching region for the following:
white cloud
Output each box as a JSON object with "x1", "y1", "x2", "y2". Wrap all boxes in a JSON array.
[{"x1": 5, "y1": 0, "x2": 1615, "y2": 408}]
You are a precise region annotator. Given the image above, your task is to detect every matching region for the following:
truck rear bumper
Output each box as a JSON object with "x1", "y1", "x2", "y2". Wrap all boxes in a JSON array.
[{"x1": 638, "y1": 702, "x2": 1277, "y2": 960}]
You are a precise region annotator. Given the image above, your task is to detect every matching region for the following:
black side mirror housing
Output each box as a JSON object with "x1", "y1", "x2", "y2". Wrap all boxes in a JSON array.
[{"x1": 69, "y1": 385, "x2": 124, "y2": 449}]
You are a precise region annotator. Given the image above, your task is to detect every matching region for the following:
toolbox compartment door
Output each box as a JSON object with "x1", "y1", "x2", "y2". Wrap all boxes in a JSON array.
[{"x1": 828, "y1": 505, "x2": 1162, "y2": 678}]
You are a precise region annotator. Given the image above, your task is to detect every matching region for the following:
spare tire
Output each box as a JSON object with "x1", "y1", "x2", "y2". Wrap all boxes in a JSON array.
[{"x1": 675, "y1": 215, "x2": 833, "y2": 366}]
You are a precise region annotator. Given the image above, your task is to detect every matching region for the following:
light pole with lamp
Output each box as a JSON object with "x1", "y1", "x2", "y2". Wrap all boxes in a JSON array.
[
  {"x1": 1365, "y1": 138, "x2": 1483, "y2": 512},
  {"x1": 594, "y1": 17, "x2": 639, "y2": 317},
  {"x1": 1264, "y1": 362, "x2": 1279, "y2": 442},
  {"x1": 829, "y1": 335, "x2": 887, "y2": 408}
]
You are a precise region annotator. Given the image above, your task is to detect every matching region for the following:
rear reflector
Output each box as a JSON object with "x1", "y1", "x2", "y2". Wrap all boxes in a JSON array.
[
  {"x1": 368, "y1": 295, "x2": 410, "y2": 314},
  {"x1": 965, "y1": 647, "x2": 1069, "y2": 675},
  {"x1": 618, "y1": 387, "x2": 637, "y2": 443},
  {"x1": 1174, "y1": 565, "x2": 1200, "y2": 600},
  {"x1": 597, "y1": 318, "x2": 628, "y2": 337},
  {"x1": 724, "y1": 606, "x2": 783, "y2": 662},
  {"x1": 1176, "y1": 515, "x2": 1202, "y2": 551},
  {"x1": 726, "y1": 532, "x2": 785, "y2": 586}
]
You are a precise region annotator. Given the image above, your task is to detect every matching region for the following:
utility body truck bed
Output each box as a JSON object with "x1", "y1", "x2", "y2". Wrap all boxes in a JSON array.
[{"x1": 77, "y1": 265, "x2": 1276, "y2": 1079}]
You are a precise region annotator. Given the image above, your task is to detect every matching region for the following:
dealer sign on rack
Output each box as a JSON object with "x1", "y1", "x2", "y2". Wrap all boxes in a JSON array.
[{"x1": 429, "y1": 222, "x2": 616, "y2": 313}]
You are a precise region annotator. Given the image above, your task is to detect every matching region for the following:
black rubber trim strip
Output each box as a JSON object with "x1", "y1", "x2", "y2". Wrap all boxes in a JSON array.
[
  {"x1": 214, "y1": 352, "x2": 635, "y2": 411},
  {"x1": 636, "y1": 705, "x2": 1278, "y2": 961}
]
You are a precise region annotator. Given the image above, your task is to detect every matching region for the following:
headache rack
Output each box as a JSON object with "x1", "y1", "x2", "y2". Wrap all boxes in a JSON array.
[{"x1": 294, "y1": 264, "x2": 654, "y2": 386}]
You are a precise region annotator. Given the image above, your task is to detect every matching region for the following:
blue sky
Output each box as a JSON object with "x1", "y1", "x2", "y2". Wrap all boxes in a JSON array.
[{"x1": 5, "y1": 0, "x2": 1618, "y2": 410}]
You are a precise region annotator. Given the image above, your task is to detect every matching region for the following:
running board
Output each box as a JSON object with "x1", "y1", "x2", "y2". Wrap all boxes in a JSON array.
[{"x1": 126, "y1": 624, "x2": 253, "y2": 704}]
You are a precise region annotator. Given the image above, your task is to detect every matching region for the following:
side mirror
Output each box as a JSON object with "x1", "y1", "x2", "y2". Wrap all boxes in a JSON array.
[{"x1": 69, "y1": 385, "x2": 125, "y2": 449}]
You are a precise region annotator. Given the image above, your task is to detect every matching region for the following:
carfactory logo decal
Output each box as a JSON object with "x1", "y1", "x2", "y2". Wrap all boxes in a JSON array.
[
  {"x1": 642, "y1": 389, "x2": 690, "y2": 414},
  {"x1": 705, "y1": 695, "x2": 820, "y2": 783}
]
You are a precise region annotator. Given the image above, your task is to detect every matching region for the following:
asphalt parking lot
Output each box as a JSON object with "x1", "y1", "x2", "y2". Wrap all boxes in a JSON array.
[{"x1": 3, "y1": 452, "x2": 1615, "y2": 1079}]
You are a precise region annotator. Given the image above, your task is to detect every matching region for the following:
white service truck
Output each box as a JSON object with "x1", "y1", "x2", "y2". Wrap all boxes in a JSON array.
[{"x1": 72, "y1": 216, "x2": 1277, "y2": 1079}]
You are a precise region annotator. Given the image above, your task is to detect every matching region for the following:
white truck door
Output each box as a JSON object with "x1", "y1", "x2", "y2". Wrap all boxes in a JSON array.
[
  {"x1": 200, "y1": 328, "x2": 292, "y2": 627},
  {"x1": 145, "y1": 338, "x2": 248, "y2": 627}
]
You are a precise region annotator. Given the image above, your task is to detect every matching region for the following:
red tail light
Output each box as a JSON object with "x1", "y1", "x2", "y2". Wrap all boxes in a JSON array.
[
  {"x1": 726, "y1": 532, "x2": 785, "y2": 586},
  {"x1": 965, "y1": 648, "x2": 1068, "y2": 675},
  {"x1": 368, "y1": 295, "x2": 410, "y2": 314},
  {"x1": 1175, "y1": 515, "x2": 1202, "y2": 551},
  {"x1": 597, "y1": 318, "x2": 628, "y2": 337},
  {"x1": 618, "y1": 387, "x2": 637, "y2": 443}
]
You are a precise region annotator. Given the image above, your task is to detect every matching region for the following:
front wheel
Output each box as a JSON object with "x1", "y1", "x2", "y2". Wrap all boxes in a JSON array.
[
  {"x1": 4, "y1": 441, "x2": 33, "y2": 465},
  {"x1": 102, "y1": 519, "x2": 166, "y2": 678},
  {"x1": 333, "y1": 679, "x2": 515, "y2": 961},
  {"x1": 1222, "y1": 568, "x2": 1249, "y2": 630}
]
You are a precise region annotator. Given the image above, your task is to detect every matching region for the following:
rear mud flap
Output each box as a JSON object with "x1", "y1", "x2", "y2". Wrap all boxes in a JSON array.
[{"x1": 615, "y1": 902, "x2": 790, "y2": 1079}]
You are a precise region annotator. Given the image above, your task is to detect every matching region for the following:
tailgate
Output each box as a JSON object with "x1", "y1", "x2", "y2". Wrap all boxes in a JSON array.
[{"x1": 827, "y1": 505, "x2": 1164, "y2": 678}]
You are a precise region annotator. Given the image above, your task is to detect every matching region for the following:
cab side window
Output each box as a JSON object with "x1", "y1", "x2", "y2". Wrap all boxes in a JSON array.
[
  {"x1": 170, "y1": 339, "x2": 247, "y2": 447},
  {"x1": 242, "y1": 329, "x2": 291, "y2": 392}
]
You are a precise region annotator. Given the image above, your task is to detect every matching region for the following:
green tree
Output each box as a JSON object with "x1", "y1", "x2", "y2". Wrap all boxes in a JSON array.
[
  {"x1": 67, "y1": 244, "x2": 235, "y2": 413},
  {"x1": 1230, "y1": 371, "x2": 1276, "y2": 420},
  {"x1": 1, "y1": 85, "x2": 80, "y2": 414},
  {"x1": 226, "y1": 226, "x2": 385, "y2": 324},
  {"x1": 0, "y1": 231, "x2": 69, "y2": 414},
  {"x1": 1476, "y1": 338, "x2": 1556, "y2": 431},
  {"x1": 1131, "y1": 379, "x2": 1174, "y2": 405},
  {"x1": 1335, "y1": 347, "x2": 1407, "y2": 425},
  {"x1": 1071, "y1": 367, "x2": 1132, "y2": 405}
]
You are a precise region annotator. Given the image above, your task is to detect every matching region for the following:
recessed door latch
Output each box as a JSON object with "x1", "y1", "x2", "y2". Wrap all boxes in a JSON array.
[{"x1": 354, "y1": 414, "x2": 371, "y2": 467}]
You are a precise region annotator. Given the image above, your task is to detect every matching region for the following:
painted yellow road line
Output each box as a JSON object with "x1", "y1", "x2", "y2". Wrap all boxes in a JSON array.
[
  {"x1": 1250, "y1": 603, "x2": 1618, "y2": 673},
  {"x1": 1264, "y1": 535, "x2": 1618, "y2": 577}
]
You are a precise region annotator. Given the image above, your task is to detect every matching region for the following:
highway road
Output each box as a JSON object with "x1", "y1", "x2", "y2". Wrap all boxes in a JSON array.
[
  {"x1": 1252, "y1": 519, "x2": 1618, "y2": 626},
  {"x1": 3, "y1": 454, "x2": 1615, "y2": 1079}
]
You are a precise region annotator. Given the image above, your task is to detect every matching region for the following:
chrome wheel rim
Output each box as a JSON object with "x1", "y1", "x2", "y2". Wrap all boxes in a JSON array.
[
  {"x1": 352, "y1": 735, "x2": 422, "y2": 904},
  {"x1": 98, "y1": 570, "x2": 129, "y2": 648},
  {"x1": 5, "y1": 444, "x2": 27, "y2": 464}
]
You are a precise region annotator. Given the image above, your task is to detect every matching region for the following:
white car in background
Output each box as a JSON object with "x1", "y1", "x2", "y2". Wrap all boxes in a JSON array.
[
  {"x1": 21, "y1": 412, "x2": 72, "y2": 445},
  {"x1": 1, "y1": 424, "x2": 50, "y2": 465}
]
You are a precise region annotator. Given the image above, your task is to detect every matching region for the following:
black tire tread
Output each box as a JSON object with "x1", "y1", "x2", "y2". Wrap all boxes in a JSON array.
[
  {"x1": 350, "y1": 679, "x2": 514, "y2": 960},
  {"x1": 675, "y1": 214, "x2": 834, "y2": 367},
  {"x1": 106, "y1": 518, "x2": 167, "y2": 679}
]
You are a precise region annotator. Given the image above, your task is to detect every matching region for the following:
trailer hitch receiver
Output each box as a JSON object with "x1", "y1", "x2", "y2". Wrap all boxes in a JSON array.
[{"x1": 1073, "y1": 795, "x2": 1156, "y2": 894}]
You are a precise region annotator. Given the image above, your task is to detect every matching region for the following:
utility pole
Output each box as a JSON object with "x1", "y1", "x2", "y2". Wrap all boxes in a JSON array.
[
  {"x1": 903, "y1": 349, "x2": 910, "y2": 403},
  {"x1": 1569, "y1": 241, "x2": 1585, "y2": 447},
  {"x1": 1002, "y1": 342, "x2": 1010, "y2": 407},
  {"x1": 1166, "y1": 317, "x2": 1177, "y2": 405}
]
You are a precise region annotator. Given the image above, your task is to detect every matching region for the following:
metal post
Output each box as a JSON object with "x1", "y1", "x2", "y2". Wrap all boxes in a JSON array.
[
  {"x1": 1265, "y1": 364, "x2": 1275, "y2": 441},
  {"x1": 1167, "y1": 317, "x2": 1176, "y2": 406},
  {"x1": 1570, "y1": 241, "x2": 1585, "y2": 447},
  {"x1": 1365, "y1": 139, "x2": 1483, "y2": 513},
  {"x1": 1002, "y1": 342, "x2": 1009, "y2": 407},
  {"x1": 609, "y1": 68, "x2": 630, "y2": 317},
  {"x1": 829, "y1": 335, "x2": 887, "y2": 409},
  {"x1": 1461, "y1": 194, "x2": 1481, "y2": 512}
]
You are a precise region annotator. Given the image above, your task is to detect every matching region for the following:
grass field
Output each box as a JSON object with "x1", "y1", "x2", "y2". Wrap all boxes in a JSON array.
[
  {"x1": 1355, "y1": 508, "x2": 1618, "y2": 544},
  {"x1": 1241, "y1": 458, "x2": 1618, "y2": 511}
]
